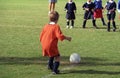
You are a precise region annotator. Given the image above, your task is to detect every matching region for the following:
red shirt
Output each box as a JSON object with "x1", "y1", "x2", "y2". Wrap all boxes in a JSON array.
[{"x1": 40, "y1": 23, "x2": 65, "y2": 57}]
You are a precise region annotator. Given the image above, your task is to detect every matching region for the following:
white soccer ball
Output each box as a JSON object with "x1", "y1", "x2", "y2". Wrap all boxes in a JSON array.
[{"x1": 69, "y1": 53, "x2": 81, "y2": 64}]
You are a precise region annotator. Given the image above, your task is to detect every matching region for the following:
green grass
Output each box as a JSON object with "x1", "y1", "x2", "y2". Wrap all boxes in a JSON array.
[{"x1": 0, "y1": 0, "x2": 120, "y2": 78}]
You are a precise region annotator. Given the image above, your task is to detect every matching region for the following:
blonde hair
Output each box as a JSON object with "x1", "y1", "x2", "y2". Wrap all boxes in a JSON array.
[{"x1": 49, "y1": 11, "x2": 59, "y2": 22}]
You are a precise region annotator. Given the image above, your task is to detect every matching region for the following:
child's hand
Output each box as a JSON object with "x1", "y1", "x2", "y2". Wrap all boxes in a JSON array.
[
  {"x1": 74, "y1": 10, "x2": 76, "y2": 13},
  {"x1": 64, "y1": 9, "x2": 68, "y2": 12},
  {"x1": 85, "y1": 8, "x2": 89, "y2": 11},
  {"x1": 110, "y1": 8, "x2": 115, "y2": 12},
  {"x1": 65, "y1": 36, "x2": 72, "y2": 41},
  {"x1": 91, "y1": 9, "x2": 94, "y2": 12}
]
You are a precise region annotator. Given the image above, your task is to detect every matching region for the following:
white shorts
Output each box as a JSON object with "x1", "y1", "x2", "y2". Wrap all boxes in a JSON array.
[{"x1": 49, "y1": 0, "x2": 57, "y2": 3}]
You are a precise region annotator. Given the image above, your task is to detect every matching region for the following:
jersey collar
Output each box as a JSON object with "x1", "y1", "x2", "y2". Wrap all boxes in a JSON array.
[{"x1": 49, "y1": 22, "x2": 55, "y2": 25}]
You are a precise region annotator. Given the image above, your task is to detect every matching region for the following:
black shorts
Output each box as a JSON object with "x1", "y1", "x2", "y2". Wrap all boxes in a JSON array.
[
  {"x1": 107, "y1": 11, "x2": 116, "y2": 20},
  {"x1": 49, "y1": 0, "x2": 57, "y2": 3},
  {"x1": 66, "y1": 12, "x2": 75, "y2": 20},
  {"x1": 84, "y1": 11, "x2": 93, "y2": 19}
]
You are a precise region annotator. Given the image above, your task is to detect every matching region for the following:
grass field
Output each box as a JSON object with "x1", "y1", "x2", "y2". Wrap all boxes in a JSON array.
[{"x1": 0, "y1": 0, "x2": 120, "y2": 78}]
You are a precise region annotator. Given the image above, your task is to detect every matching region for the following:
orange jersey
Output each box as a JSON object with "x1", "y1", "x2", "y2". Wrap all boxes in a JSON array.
[{"x1": 40, "y1": 23, "x2": 65, "y2": 57}]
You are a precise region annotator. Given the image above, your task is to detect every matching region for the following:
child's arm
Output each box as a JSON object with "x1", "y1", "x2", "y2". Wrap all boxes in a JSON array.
[
  {"x1": 55, "y1": 25, "x2": 71, "y2": 41},
  {"x1": 74, "y1": 2, "x2": 77, "y2": 13},
  {"x1": 83, "y1": 7, "x2": 89, "y2": 11},
  {"x1": 82, "y1": 3, "x2": 89, "y2": 11},
  {"x1": 104, "y1": 2, "x2": 108, "y2": 10},
  {"x1": 64, "y1": 3, "x2": 68, "y2": 12}
]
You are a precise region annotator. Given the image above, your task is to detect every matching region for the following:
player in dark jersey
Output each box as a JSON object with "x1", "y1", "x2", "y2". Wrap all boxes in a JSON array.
[
  {"x1": 82, "y1": 0, "x2": 98, "y2": 28},
  {"x1": 65, "y1": 0, "x2": 76, "y2": 29},
  {"x1": 105, "y1": 0, "x2": 116, "y2": 32}
]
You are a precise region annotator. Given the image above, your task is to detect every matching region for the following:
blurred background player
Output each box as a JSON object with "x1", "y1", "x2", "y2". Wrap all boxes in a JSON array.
[
  {"x1": 48, "y1": 0, "x2": 57, "y2": 14},
  {"x1": 117, "y1": 0, "x2": 120, "y2": 19},
  {"x1": 105, "y1": 0, "x2": 116, "y2": 32},
  {"x1": 40, "y1": 11, "x2": 71, "y2": 74},
  {"x1": 82, "y1": 0, "x2": 98, "y2": 28},
  {"x1": 93, "y1": 0, "x2": 106, "y2": 26},
  {"x1": 65, "y1": 0, "x2": 76, "y2": 29}
]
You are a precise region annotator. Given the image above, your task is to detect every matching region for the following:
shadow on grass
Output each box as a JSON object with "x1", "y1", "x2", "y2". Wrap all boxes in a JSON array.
[
  {"x1": 78, "y1": 26, "x2": 107, "y2": 29},
  {"x1": 64, "y1": 69, "x2": 120, "y2": 75},
  {"x1": 1, "y1": 56, "x2": 120, "y2": 75},
  {"x1": 0, "y1": 56, "x2": 47, "y2": 65},
  {"x1": 0, "y1": 56, "x2": 120, "y2": 66}
]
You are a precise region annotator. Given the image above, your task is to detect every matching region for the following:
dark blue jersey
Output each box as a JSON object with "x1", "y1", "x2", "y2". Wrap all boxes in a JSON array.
[
  {"x1": 94, "y1": 0, "x2": 102, "y2": 9},
  {"x1": 83, "y1": 2, "x2": 95, "y2": 19},
  {"x1": 106, "y1": 1, "x2": 116, "y2": 11},
  {"x1": 82, "y1": 2, "x2": 95, "y2": 11},
  {"x1": 65, "y1": 2, "x2": 76, "y2": 13}
]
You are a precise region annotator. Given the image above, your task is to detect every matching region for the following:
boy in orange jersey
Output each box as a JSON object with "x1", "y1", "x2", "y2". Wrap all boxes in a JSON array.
[{"x1": 40, "y1": 11, "x2": 72, "y2": 74}]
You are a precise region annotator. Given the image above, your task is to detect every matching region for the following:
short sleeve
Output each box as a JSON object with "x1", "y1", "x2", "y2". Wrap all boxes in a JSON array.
[{"x1": 55, "y1": 26, "x2": 65, "y2": 41}]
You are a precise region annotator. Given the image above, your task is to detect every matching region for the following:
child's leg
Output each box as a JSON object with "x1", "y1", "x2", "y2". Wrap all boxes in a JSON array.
[
  {"x1": 111, "y1": 12, "x2": 116, "y2": 32},
  {"x1": 71, "y1": 20, "x2": 74, "y2": 27},
  {"x1": 70, "y1": 20, "x2": 74, "y2": 29},
  {"x1": 53, "y1": 55, "x2": 60, "y2": 74},
  {"x1": 107, "y1": 21, "x2": 110, "y2": 32},
  {"x1": 49, "y1": 2, "x2": 55, "y2": 12},
  {"x1": 112, "y1": 20, "x2": 116, "y2": 32},
  {"x1": 101, "y1": 17, "x2": 106, "y2": 25},
  {"x1": 93, "y1": 19, "x2": 96, "y2": 26},
  {"x1": 82, "y1": 19, "x2": 87, "y2": 28},
  {"x1": 66, "y1": 20, "x2": 70, "y2": 28},
  {"x1": 93, "y1": 17, "x2": 97, "y2": 26},
  {"x1": 52, "y1": 2, "x2": 56, "y2": 11},
  {"x1": 48, "y1": 57, "x2": 54, "y2": 70},
  {"x1": 92, "y1": 19, "x2": 97, "y2": 28},
  {"x1": 49, "y1": 3, "x2": 52, "y2": 12},
  {"x1": 107, "y1": 14, "x2": 111, "y2": 32}
]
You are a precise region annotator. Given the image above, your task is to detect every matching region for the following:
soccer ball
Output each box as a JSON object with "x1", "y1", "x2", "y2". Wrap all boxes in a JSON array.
[{"x1": 69, "y1": 53, "x2": 81, "y2": 64}]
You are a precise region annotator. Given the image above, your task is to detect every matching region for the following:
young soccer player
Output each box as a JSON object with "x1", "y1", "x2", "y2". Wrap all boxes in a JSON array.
[
  {"x1": 82, "y1": 0, "x2": 98, "y2": 28},
  {"x1": 117, "y1": 0, "x2": 120, "y2": 19},
  {"x1": 105, "y1": 0, "x2": 116, "y2": 32},
  {"x1": 65, "y1": 0, "x2": 76, "y2": 29},
  {"x1": 48, "y1": 0, "x2": 57, "y2": 13},
  {"x1": 40, "y1": 11, "x2": 72, "y2": 74},
  {"x1": 93, "y1": 0, "x2": 106, "y2": 26}
]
